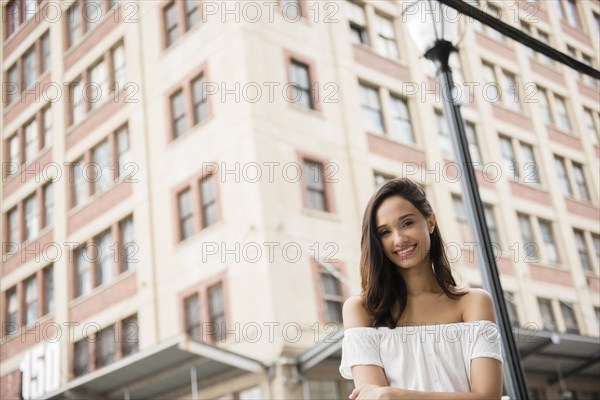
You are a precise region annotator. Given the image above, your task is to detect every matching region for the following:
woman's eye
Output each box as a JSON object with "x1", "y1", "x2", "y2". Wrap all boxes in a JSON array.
[
  {"x1": 402, "y1": 221, "x2": 414, "y2": 228},
  {"x1": 378, "y1": 230, "x2": 389, "y2": 236}
]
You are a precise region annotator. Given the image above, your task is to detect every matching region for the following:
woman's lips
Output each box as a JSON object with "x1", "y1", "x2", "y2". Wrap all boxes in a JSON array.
[{"x1": 394, "y1": 244, "x2": 417, "y2": 258}]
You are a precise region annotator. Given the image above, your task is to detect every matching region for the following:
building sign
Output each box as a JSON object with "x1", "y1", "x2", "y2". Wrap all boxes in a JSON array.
[{"x1": 19, "y1": 341, "x2": 60, "y2": 400}]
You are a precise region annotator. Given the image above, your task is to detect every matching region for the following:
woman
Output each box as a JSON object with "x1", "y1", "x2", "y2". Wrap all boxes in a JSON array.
[{"x1": 339, "y1": 178, "x2": 503, "y2": 399}]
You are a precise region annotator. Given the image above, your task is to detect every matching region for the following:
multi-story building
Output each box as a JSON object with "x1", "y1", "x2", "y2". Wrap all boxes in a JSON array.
[{"x1": 1, "y1": 0, "x2": 599, "y2": 399}]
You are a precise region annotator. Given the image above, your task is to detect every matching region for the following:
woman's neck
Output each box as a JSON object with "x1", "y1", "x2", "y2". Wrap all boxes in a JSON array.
[{"x1": 398, "y1": 262, "x2": 443, "y2": 297}]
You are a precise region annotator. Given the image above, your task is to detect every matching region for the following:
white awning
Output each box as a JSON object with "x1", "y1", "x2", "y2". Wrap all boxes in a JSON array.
[{"x1": 40, "y1": 335, "x2": 266, "y2": 400}]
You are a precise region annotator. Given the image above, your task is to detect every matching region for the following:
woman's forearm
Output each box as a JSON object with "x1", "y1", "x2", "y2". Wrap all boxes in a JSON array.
[{"x1": 382, "y1": 387, "x2": 499, "y2": 400}]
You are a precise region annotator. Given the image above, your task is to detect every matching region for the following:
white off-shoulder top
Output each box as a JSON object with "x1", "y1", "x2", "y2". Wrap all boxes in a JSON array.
[{"x1": 339, "y1": 320, "x2": 503, "y2": 392}]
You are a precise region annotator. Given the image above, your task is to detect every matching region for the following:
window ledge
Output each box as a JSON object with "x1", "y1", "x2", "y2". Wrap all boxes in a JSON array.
[
  {"x1": 168, "y1": 115, "x2": 215, "y2": 145},
  {"x1": 175, "y1": 219, "x2": 225, "y2": 248},
  {"x1": 301, "y1": 207, "x2": 339, "y2": 222}
]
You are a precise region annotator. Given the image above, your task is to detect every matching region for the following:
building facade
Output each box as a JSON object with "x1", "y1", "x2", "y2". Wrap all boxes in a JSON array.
[{"x1": 1, "y1": 0, "x2": 599, "y2": 399}]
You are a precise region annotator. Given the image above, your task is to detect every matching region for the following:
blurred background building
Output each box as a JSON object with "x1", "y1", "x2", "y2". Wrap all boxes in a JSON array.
[{"x1": 1, "y1": 0, "x2": 599, "y2": 399}]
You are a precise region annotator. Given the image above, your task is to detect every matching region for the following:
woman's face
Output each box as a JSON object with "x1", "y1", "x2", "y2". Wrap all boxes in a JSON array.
[{"x1": 375, "y1": 195, "x2": 436, "y2": 270}]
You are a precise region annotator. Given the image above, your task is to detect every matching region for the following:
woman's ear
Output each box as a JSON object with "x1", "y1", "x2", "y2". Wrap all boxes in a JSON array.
[{"x1": 429, "y1": 213, "x2": 436, "y2": 234}]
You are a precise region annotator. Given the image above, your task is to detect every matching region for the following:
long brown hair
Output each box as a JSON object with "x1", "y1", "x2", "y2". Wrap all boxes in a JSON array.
[{"x1": 360, "y1": 178, "x2": 465, "y2": 328}]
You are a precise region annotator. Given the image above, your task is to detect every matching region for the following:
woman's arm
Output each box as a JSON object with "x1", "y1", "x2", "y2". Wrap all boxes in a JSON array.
[{"x1": 342, "y1": 296, "x2": 390, "y2": 389}]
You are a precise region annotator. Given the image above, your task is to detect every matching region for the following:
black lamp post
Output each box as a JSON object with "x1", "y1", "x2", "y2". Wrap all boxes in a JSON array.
[{"x1": 404, "y1": 1, "x2": 529, "y2": 399}]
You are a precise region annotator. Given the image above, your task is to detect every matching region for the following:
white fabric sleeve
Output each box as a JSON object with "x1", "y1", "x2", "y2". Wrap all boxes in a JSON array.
[
  {"x1": 470, "y1": 321, "x2": 503, "y2": 363},
  {"x1": 339, "y1": 328, "x2": 384, "y2": 380}
]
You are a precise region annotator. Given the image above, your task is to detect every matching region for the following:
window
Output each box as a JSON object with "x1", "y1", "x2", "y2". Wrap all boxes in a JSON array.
[
  {"x1": 112, "y1": 44, "x2": 126, "y2": 92},
  {"x1": 43, "y1": 105, "x2": 52, "y2": 149},
  {"x1": 74, "y1": 315, "x2": 138, "y2": 377},
  {"x1": 95, "y1": 325, "x2": 116, "y2": 368},
  {"x1": 8, "y1": 135, "x2": 20, "y2": 175},
  {"x1": 482, "y1": 62, "x2": 521, "y2": 111},
  {"x1": 7, "y1": 208, "x2": 19, "y2": 245},
  {"x1": 23, "y1": 46, "x2": 37, "y2": 90},
  {"x1": 24, "y1": 194, "x2": 39, "y2": 241},
  {"x1": 583, "y1": 109, "x2": 599, "y2": 145},
  {"x1": 484, "y1": 205, "x2": 500, "y2": 246},
  {"x1": 170, "y1": 90, "x2": 187, "y2": 138},
  {"x1": 120, "y1": 216, "x2": 135, "y2": 272},
  {"x1": 537, "y1": 88, "x2": 553, "y2": 125},
  {"x1": 466, "y1": 122, "x2": 482, "y2": 164},
  {"x1": 6, "y1": 288, "x2": 18, "y2": 335},
  {"x1": 572, "y1": 162, "x2": 589, "y2": 201},
  {"x1": 517, "y1": 213, "x2": 538, "y2": 260},
  {"x1": 116, "y1": 126, "x2": 131, "y2": 179},
  {"x1": 303, "y1": 160, "x2": 327, "y2": 211},
  {"x1": 163, "y1": 3, "x2": 179, "y2": 47},
  {"x1": 452, "y1": 195, "x2": 471, "y2": 243},
  {"x1": 347, "y1": 1, "x2": 368, "y2": 45},
  {"x1": 359, "y1": 84, "x2": 384, "y2": 134},
  {"x1": 67, "y1": 4, "x2": 83, "y2": 48},
  {"x1": 5, "y1": 0, "x2": 21, "y2": 37},
  {"x1": 184, "y1": 0, "x2": 200, "y2": 29},
  {"x1": 178, "y1": 189, "x2": 194, "y2": 240},
  {"x1": 121, "y1": 315, "x2": 139, "y2": 356},
  {"x1": 375, "y1": 14, "x2": 398, "y2": 59},
  {"x1": 539, "y1": 219, "x2": 559, "y2": 264},
  {"x1": 73, "y1": 158, "x2": 88, "y2": 207},
  {"x1": 592, "y1": 234, "x2": 600, "y2": 269},
  {"x1": 70, "y1": 80, "x2": 85, "y2": 126},
  {"x1": 208, "y1": 283, "x2": 226, "y2": 342},
  {"x1": 538, "y1": 298, "x2": 556, "y2": 330},
  {"x1": 6, "y1": 64, "x2": 19, "y2": 104},
  {"x1": 43, "y1": 265, "x2": 54, "y2": 315},
  {"x1": 374, "y1": 171, "x2": 394, "y2": 188},
  {"x1": 389, "y1": 95, "x2": 414, "y2": 144},
  {"x1": 200, "y1": 175, "x2": 218, "y2": 228},
  {"x1": 92, "y1": 140, "x2": 111, "y2": 194},
  {"x1": 554, "y1": 96, "x2": 571, "y2": 132},
  {"x1": 574, "y1": 230, "x2": 591, "y2": 271},
  {"x1": 184, "y1": 295, "x2": 202, "y2": 340},
  {"x1": 320, "y1": 264, "x2": 343, "y2": 323},
  {"x1": 41, "y1": 31, "x2": 50, "y2": 73},
  {"x1": 435, "y1": 109, "x2": 453, "y2": 159},
  {"x1": 192, "y1": 75, "x2": 208, "y2": 124},
  {"x1": 499, "y1": 136, "x2": 541, "y2": 185},
  {"x1": 43, "y1": 183, "x2": 53, "y2": 228},
  {"x1": 519, "y1": 143, "x2": 539, "y2": 184},
  {"x1": 560, "y1": 302, "x2": 579, "y2": 333},
  {"x1": 73, "y1": 339, "x2": 90, "y2": 377},
  {"x1": 563, "y1": 0, "x2": 581, "y2": 27},
  {"x1": 290, "y1": 60, "x2": 314, "y2": 109},
  {"x1": 555, "y1": 156, "x2": 572, "y2": 196},
  {"x1": 73, "y1": 216, "x2": 132, "y2": 298},
  {"x1": 89, "y1": 60, "x2": 108, "y2": 108},
  {"x1": 75, "y1": 245, "x2": 92, "y2": 298},
  {"x1": 481, "y1": 62, "x2": 499, "y2": 102},
  {"x1": 500, "y1": 136, "x2": 519, "y2": 178},
  {"x1": 85, "y1": 0, "x2": 104, "y2": 30},
  {"x1": 502, "y1": 70, "x2": 519, "y2": 111},
  {"x1": 95, "y1": 230, "x2": 115, "y2": 286},
  {"x1": 24, "y1": 118, "x2": 39, "y2": 164},
  {"x1": 24, "y1": 276, "x2": 38, "y2": 326}
]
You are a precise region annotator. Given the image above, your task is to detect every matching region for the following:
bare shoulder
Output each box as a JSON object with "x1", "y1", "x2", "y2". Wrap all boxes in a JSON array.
[
  {"x1": 460, "y1": 288, "x2": 497, "y2": 323},
  {"x1": 342, "y1": 295, "x2": 372, "y2": 329}
]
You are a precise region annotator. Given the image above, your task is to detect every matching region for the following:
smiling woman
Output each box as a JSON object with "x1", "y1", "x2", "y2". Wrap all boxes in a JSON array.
[{"x1": 339, "y1": 178, "x2": 503, "y2": 400}]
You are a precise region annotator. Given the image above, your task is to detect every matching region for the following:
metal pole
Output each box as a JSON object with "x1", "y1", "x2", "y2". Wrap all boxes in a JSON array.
[{"x1": 425, "y1": 39, "x2": 530, "y2": 400}]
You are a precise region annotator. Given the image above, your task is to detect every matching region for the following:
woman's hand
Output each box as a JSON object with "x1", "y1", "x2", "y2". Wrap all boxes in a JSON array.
[{"x1": 349, "y1": 384, "x2": 389, "y2": 400}]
